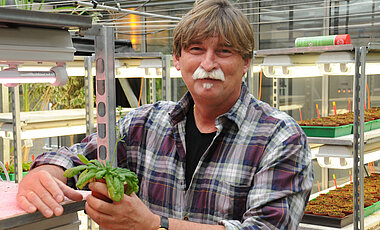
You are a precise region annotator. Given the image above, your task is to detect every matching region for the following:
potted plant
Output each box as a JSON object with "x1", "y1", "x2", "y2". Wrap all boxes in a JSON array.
[
  {"x1": 63, "y1": 154, "x2": 139, "y2": 202},
  {"x1": 0, "y1": 161, "x2": 31, "y2": 181},
  {"x1": 63, "y1": 107, "x2": 139, "y2": 202}
]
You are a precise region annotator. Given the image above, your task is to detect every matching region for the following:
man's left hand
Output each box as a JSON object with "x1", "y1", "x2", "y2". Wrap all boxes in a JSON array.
[{"x1": 85, "y1": 181, "x2": 160, "y2": 230}]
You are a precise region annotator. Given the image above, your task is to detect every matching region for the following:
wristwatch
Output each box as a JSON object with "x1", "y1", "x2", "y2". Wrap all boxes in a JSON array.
[{"x1": 158, "y1": 215, "x2": 169, "y2": 230}]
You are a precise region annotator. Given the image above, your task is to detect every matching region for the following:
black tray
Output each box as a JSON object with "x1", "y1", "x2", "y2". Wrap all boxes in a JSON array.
[
  {"x1": 301, "y1": 213, "x2": 353, "y2": 228},
  {"x1": 301, "y1": 200, "x2": 380, "y2": 228}
]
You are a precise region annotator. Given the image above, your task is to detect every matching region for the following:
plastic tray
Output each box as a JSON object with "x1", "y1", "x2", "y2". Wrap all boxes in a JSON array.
[
  {"x1": 370, "y1": 119, "x2": 380, "y2": 130},
  {"x1": 301, "y1": 200, "x2": 380, "y2": 228},
  {"x1": 0, "y1": 172, "x2": 28, "y2": 181},
  {"x1": 351, "y1": 121, "x2": 372, "y2": 134},
  {"x1": 301, "y1": 124, "x2": 352, "y2": 138}
]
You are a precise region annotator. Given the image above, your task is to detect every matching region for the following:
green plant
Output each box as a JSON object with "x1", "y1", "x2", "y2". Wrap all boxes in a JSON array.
[
  {"x1": 0, "y1": 0, "x2": 45, "y2": 10},
  {"x1": 22, "y1": 77, "x2": 91, "y2": 111},
  {"x1": 64, "y1": 108, "x2": 139, "y2": 202},
  {"x1": 64, "y1": 155, "x2": 139, "y2": 201},
  {"x1": 0, "y1": 161, "x2": 31, "y2": 173}
]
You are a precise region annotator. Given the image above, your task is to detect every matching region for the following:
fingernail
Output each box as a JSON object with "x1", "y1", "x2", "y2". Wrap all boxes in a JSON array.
[
  {"x1": 56, "y1": 195, "x2": 63, "y2": 202},
  {"x1": 28, "y1": 206, "x2": 36, "y2": 213},
  {"x1": 54, "y1": 207, "x2": 62, "y2": 215},
  {"x1": 45, "y1": 209, "x2": 53, "y2": 217}
]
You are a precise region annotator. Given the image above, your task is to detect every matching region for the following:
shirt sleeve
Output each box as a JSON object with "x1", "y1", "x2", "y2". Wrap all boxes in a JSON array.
[
  {"x1": 220, "y1": 120, "x2": 314, "y2": 230},
  {"x1": 29, "y1": 111, "x2": 136, "y2": 189},
  {"x1": 30, "y1": 132, "x2": 99, "y2": 188}
]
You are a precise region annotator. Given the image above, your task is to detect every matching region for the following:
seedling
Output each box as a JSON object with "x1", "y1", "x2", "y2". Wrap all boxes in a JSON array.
[
  {"x1": 64, "y1": 154, "x2": 138, "y2": 202},
  {"x1": 64, "y1": 107, "x2": 139, "y2": 202}
]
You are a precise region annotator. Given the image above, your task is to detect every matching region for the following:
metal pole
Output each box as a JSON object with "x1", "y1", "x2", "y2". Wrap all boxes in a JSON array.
[
  {"x1": 353, "y1": 46, "x2": 365, "y2": 230},
  {"x1": 0, "y1": 83, "x2": 10, "y2": 164},
  {"x1": 149, "y1": 78, "x2": 156, "y2": 103},
  {"x1": 84, "y1": 55, "x2": 94, "y2": 136},
  {"x1": 94, "y1": 26, "x2": 117, "y2": 167},
  {"x1": 161, "y1": 55, "x2": 171, "y2": 101},
  {"x1": 272, "y1": 78, "x2": 279, "y2": 109},
  {"x1": 11, "y1": 85, "x2": 22, "y2": 183},
  {"x1": 358, "y1": 46, "x2": 366, "y2": 229}
]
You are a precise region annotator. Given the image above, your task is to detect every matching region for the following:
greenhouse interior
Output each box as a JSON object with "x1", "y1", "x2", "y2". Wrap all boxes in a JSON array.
[{"x1": 0, "y1": 0, "x2": 380, "y2": 229}]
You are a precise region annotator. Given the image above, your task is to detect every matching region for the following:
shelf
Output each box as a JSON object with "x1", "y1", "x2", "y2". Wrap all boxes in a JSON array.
[
  {"x1": 307, "y1": 128, "x2": 380, "y2": 146},
  {"x1": 307, "y1": 129, "x2": 380, "y2": 168},
  {"x1": 0, "y1": 108, "x2": 133, "y2": 140},
  {"x1": 254, "y1": 44, "x2": 354, "y2": 57}
]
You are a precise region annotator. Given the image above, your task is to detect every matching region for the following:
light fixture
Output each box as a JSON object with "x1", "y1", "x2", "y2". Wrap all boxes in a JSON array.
[
  {"x1": 139, "y1": 58, "x2": 162, "y2": 78},
  {"x1": 251, "y1": 65, "x2": 262, "y2": 73},
  {"x1": 0, "y1": 63, "x2": 68, "y2": 87},
  {"x1": 0, "y1": 25, "x2": 76, "y2": 87},
  {"x1": 170, "y1": 67, "x2": 182, "y2": 78},
  {"x1": 0, "y1": 26, "x2": 75, "y2": 63},
  {"x1": 364, "y1": 63, "x2": 380, "y2": 75},
  {"x1": 116, "y1": 58, "x2": 183, "y2": 79},
  {"x1": 261, "y1": 55, "x2": 322, "y2": 78},
  {"x1": 316, "y1": 52, "x2": 354, "y2": 75},
  {"x1": 116, "y1": 66, "x2": 145, "y2": 78},
  {"x1": 261, "y1": 55, "x2": 291, "y2": 77}
]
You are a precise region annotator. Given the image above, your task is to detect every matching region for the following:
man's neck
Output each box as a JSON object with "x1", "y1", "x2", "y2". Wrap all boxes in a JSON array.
[{"x1": 193, "y1": 103, "x2": 228, "y2": 133}]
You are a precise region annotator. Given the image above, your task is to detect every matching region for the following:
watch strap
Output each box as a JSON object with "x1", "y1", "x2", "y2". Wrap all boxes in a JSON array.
[{"x1": 159, "y1": 215, "x2": 169, "y2": 229}]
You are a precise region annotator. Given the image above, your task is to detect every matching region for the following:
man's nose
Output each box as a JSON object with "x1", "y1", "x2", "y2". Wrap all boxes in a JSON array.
[{"x1": 200, "y1": 50, "x2": 218, "y2": 72}]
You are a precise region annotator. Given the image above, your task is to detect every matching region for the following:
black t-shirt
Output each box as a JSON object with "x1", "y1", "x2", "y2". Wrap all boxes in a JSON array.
[{"x1": 185, "y1": 106, "x2": 216, "y2": 190}]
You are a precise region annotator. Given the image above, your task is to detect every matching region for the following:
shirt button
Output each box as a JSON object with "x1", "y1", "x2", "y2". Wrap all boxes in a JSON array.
[{"x1": 184, "y1": 216, "x2": 189, "y2": 221}]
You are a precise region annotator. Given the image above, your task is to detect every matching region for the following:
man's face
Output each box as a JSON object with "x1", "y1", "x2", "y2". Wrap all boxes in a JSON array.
[{"x1": 173, "y1": 37, "x2": 251, "y2": 107}]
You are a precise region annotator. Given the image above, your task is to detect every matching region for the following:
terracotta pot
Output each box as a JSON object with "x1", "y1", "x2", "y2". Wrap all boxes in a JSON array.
[
  {"x1": 312, "y1": 210, "x2": 328, "y2": 216},
  {"x1": 91, "y1": 178, "x2": 113, "y2": 203},
  {"x1": 328, "y1": 212, "x2": 345, "y2": 218}
]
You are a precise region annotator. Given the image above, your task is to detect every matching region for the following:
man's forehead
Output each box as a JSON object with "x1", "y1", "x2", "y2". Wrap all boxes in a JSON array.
[{"x1": 188, "y1": 38, "x2": 231, "y2": 47}]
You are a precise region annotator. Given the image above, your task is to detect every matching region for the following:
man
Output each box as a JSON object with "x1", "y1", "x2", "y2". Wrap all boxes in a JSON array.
[{"x1": 17, "y1": 0, "x2": 313, "y2": 229}]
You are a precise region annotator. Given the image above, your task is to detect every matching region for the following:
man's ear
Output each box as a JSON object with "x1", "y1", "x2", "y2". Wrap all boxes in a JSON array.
[
  {"x1": 173, "y1": 54, "x2": 180, "y2": 70},
  {"x1": 243, "y1": 58, "x2": 252, "y2": 74}
]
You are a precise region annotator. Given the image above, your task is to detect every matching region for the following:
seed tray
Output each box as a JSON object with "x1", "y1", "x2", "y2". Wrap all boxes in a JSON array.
[
  {"x1": 369, "y1": 119, "x2": 380, "y2": 130},
  {"x1": 0, "y1": 172, "x2": 28, "y2": 181},
  {"x1": 301, "y1": 200, "x2": 380, "y2": 228},
  {"x1": 351, "y1": 121, "x2": 372, "y2": 133},
  {"x1": 301, "y1": 124, "x2": 352, "y2": 138}
]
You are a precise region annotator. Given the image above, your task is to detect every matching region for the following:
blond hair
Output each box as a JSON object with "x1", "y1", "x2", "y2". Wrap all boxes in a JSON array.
[{"x1": 173, "y1": 0, "x2": 254, "y2": 60}]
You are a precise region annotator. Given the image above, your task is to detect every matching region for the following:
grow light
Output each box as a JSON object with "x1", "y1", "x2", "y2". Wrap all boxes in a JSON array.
[{"x1": 0, "y1": 64, "x2": 68, "y2": 87}]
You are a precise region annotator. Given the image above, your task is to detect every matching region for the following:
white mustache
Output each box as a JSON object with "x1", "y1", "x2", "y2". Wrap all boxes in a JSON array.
[{"x1": 192, "y1": 67, "x2": 225, "y2": 81}]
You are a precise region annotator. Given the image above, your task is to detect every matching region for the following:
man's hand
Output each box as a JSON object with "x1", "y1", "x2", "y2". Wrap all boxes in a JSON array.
[
  {"x1": 16, "y1": 165, "x2": 83, "y2": 218},
  {"x1": 85, "y1": 181, "x2": 160, "y2": 230}
]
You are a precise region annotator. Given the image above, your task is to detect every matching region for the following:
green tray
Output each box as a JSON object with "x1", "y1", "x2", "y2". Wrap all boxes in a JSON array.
[
  {"x1": 363, "y1": 200, "x2": 380, "y2": 217},
  {"x1": 369, "y1": 119, "x2": 380, "y2": 130},
  {"x1": 0, "y1": 171, "x2": 28, "y2": 181},
  {"x1": 351, "y1": 122, "x2": 372, "y2": 133},
  {"x1": 301, "y1": 124, "x2": 352, "y2": 138}
]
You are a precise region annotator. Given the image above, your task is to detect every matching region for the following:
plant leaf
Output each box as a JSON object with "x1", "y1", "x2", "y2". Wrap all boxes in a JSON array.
[
  {"x1": 63, "y1": 165, "x2": 87, "y2": 178},
  {"x1": 78, "y1": 154, "x2": 89, "y2": 165}
]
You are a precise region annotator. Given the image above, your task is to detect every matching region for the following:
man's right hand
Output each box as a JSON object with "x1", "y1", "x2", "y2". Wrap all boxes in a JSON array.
[{"x1": 16, "y1": 165, "x2": 83, "y2": 218}]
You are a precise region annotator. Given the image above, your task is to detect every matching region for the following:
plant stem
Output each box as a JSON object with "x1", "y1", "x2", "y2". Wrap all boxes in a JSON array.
[{"x1": 111, "y1": 108, "x2": 124, "y2": 166}]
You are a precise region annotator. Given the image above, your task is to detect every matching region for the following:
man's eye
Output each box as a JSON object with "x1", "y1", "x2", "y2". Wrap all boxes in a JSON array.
[
  {"x1": 217, "y1": 49, "x2": 233, "y2": 56},
  {"x1": 188, "y1": 46, "x2": 203, "y2": 54},
  {"x1": 190, "y1": 47, "x2": 201, "y2": 51}
]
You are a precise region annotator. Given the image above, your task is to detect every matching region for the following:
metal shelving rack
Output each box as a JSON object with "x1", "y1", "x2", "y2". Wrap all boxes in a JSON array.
[
  {"x1": 254, "y1": 44, "x2": 380, "y2": 229},
  {"x1": 0, "y1": 8, "x2": 92, "y2": 182}
]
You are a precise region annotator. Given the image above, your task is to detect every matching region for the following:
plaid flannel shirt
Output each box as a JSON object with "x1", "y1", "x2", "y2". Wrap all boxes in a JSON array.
[{"x1": 32, "y1": 83, "x2": 313, "y2": 230}]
